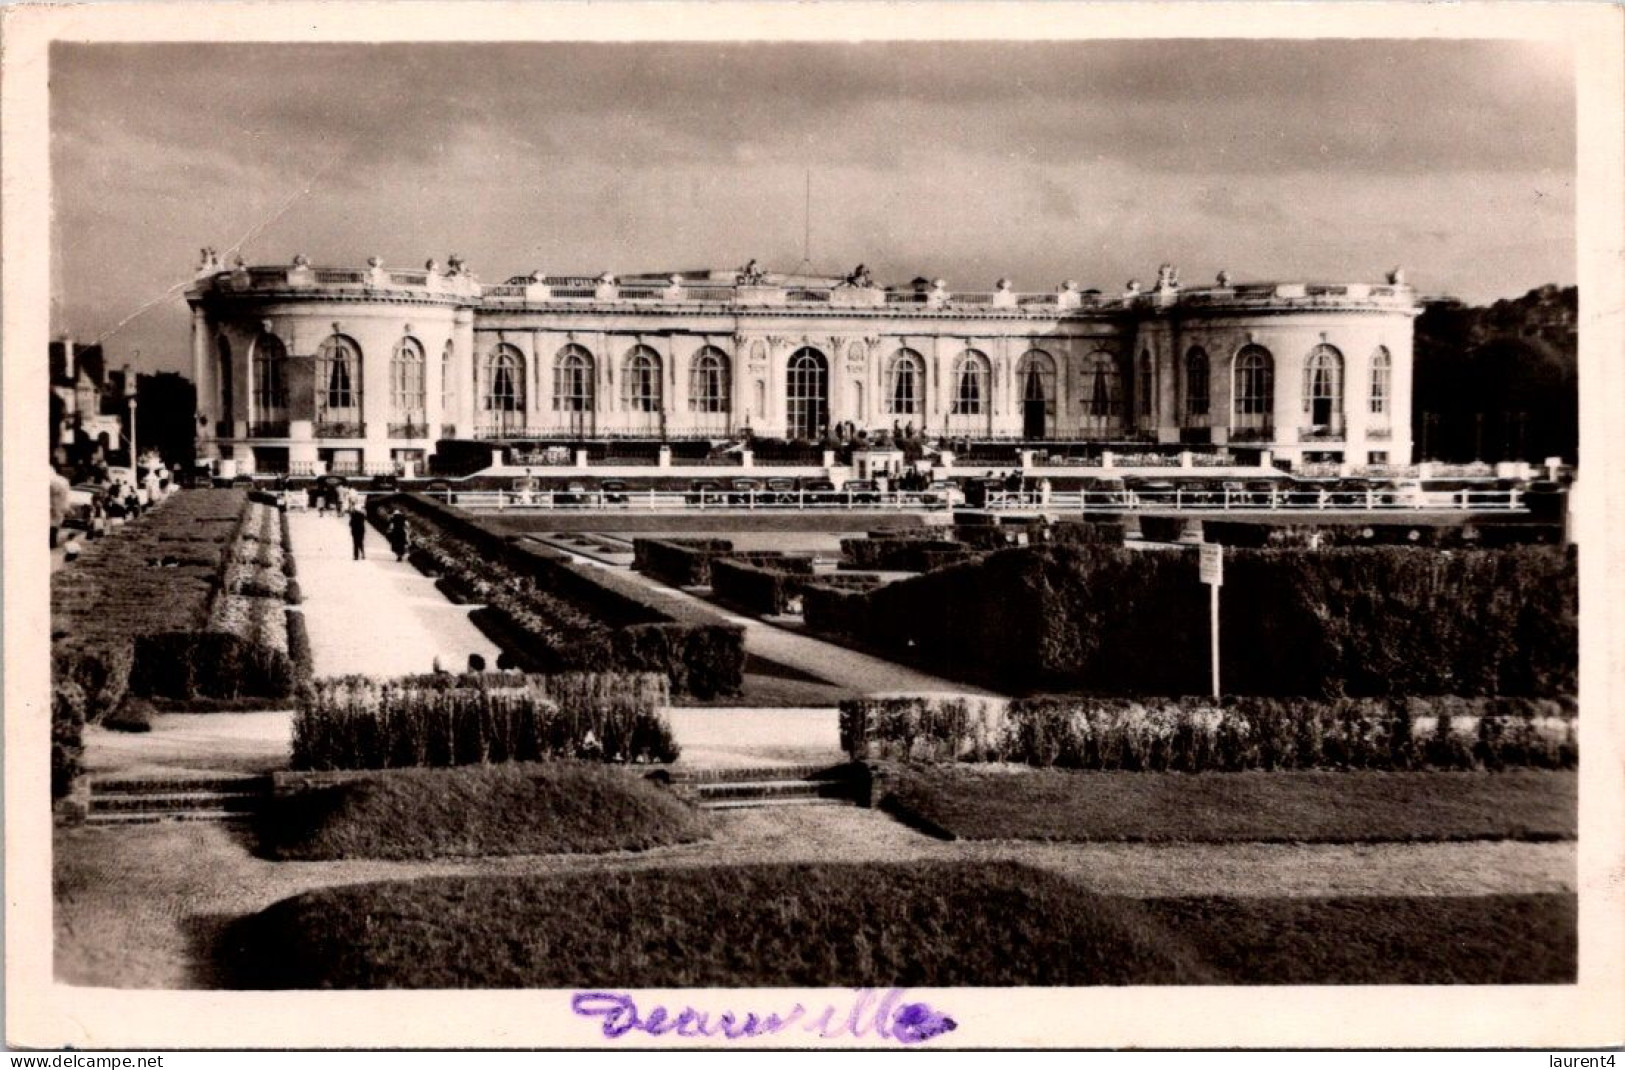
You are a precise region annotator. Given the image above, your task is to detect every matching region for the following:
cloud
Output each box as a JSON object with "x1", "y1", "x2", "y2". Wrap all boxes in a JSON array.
[{"x1": 49, "y1": 39, "x2": 1576, "y2": 375}]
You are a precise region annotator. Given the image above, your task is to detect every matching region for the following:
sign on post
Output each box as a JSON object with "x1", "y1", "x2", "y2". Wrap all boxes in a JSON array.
[
  {"x1": 1199, "y1": 544, "x2": 1223, "y2": 698},
  {"x1": 1199, "y1": 543, "x2": 1224, "y2": 587}
]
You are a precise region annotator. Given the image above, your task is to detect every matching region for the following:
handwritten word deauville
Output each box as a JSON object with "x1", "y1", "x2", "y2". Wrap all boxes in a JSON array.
[{"x1": 571, "y1": 988, "x2": 958, "y2": 1045}]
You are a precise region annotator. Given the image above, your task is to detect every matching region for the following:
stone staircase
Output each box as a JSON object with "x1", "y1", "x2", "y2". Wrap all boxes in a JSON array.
[
  {"x1": 84, "y1": 774, "x2": 271, "y2": 825},
  {"x1": 662, "y1": 763, "x2": 862, "y2": 811}
]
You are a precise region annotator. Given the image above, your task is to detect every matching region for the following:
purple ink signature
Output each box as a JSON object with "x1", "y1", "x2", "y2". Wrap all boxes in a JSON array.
[{"x1": 571, "y1": 988, "x2": 958, "y2": 1045}]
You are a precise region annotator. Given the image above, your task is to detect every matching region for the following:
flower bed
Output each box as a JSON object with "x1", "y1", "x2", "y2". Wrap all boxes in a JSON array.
[
  {"x1": 374, "y1": 495, "x2": 744, "y2": 698},
  {"x1": 839, "y1": 694, "x2": 1577, "y2": 771},
  {"x1": 50, "y1": 490, "x2": 300, "y2": 797},
  {"x1": 291, "y1": 672, "x2": 678, "y2": 770},
  {"x1": 1202, "y1": 520, "x2": 1562, "y2": 549}
]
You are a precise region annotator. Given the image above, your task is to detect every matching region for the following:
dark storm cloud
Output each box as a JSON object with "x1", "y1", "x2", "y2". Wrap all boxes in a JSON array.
[
  {"x1": 53, "y1": 39, "x2": 1573, "y2": 177},
  {"x1": 49, "y1": 38, "x2": 1575, "y2": 373}
]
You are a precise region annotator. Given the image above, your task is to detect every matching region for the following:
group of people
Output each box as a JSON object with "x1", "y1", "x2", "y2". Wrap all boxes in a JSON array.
[{"x1": 343, "y1": 495, "x2": 411, "y2": 564}]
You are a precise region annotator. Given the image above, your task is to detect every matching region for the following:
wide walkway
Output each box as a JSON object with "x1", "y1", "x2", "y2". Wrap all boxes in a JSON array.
[{"x1": 288, "y1": 510, "x2": 501, "y2": 678}]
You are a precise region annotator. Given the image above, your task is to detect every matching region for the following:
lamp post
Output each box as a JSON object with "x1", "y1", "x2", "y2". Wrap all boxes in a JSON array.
[{"x1": 123, "y1": 357, "x2": 138, "y2": 471}]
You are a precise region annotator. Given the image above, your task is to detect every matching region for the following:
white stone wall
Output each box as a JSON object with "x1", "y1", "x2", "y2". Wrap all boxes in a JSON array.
[{"x1": 192, "y1": 272, "x2": 1415, "y2": 466}]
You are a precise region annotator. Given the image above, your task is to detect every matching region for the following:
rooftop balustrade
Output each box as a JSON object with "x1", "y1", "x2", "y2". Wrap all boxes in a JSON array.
[{"x1": 193, "y1": 262, "x2": 1418, "y2": 317}]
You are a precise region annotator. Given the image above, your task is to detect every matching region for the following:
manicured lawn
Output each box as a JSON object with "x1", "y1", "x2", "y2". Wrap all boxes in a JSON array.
[
  {"x1": 219, "y1": 861, "x2": 1575, "y2": 987},
  {"x1": 878, "y1": 768, "x2": 1577, "y2": 843},
  {"x1": 261, "y1": 763, "x2": 711, "y2": 861},
  {"x1": 674, "y1": 654, "x2": 853, "y2": 707}
]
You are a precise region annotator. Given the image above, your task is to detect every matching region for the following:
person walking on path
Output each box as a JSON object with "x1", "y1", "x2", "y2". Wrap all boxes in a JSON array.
[
  {"x1": 387, "y1": 509, "x2": 411, "y2": 562},
  {"x1": 348, "y1": 504, "x2": 367, "y2": 560}
]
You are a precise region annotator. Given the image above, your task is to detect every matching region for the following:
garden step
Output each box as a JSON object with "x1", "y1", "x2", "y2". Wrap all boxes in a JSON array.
[
  {"x1": 89, "y1": 791, "x2": 264, "y2": 814},
  {"x1": 84, "y1": 809, "x2": 256, "y2": 826},
  {"x1": 665, "y1": 763, "x2": 848, "y2": 785},
  {"x1": 693, "y1": 778, "x2": 847, "y2": 800},
  {"x1": 698, "y1": 796, "x2": 853, "y2": 811}
]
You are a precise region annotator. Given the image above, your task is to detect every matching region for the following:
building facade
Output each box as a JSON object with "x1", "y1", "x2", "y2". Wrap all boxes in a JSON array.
[{"x1": 187, "y1": 253, "x2": 1418, "y2": 475}]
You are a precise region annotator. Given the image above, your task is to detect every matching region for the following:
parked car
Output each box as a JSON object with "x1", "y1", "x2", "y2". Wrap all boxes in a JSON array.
[
  {"x1": 687, "y1": 478, "x2": 725, "y2": 505},
  {"x1": 765, "y1": 477, "x2": 799, "y2": 504},
  {"x1": 600, "y1": 479, "x2": 631, "y2": 505},
  {"x1": 842, "y1": 479, "x2": 881, "y2": 504},
  {"x1": 801, "y1": 478, "x2": 837, "y2": 505},
  {"x1": 922, "y1": 480, "x2": 966, "y2": 508},
  {"x1": 556, "y1": 481, "x2": 590, "y2": 506},
  {"x1": 728, "y1": 477, "x2": 764, "y2": 505}
]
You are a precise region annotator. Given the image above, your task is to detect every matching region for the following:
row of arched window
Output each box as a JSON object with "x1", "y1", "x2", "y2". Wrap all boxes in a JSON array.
[{"x1": 234, "y1": 332, "x2": 1394, "y2": 432}]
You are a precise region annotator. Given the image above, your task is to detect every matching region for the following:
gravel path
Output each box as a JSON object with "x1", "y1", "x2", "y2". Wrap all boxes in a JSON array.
[
  {"x1": 290, "y1": 510, "x2": 501, "y2": 678},
  {"x1": 54, "y1": 809, "x2": 1576, "y2": 989}
]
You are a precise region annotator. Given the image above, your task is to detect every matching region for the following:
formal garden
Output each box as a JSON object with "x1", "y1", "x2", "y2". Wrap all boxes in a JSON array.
[{"x1": 52, "y1": 489, "x2": 1580, "y2": 991}]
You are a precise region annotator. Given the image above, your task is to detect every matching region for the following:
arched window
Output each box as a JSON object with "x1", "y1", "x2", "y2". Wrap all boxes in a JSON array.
[
  {"x1": 952, "y1": 350, "x2": 990, "y2": 415},
  {"x1": 1232, "y1": 345, "x2": 1274, "y2": 430},
  {"x1": 1303, "y1": 344, "x2": 1344, "y2": 431},
  {"x1": 1079, "y1": 351, "x2": 1122, "y2": 426},
  {"x1": 688, "y1": 347, "x2": 730, "y2": 413},
  {"x1": 1369, "y1": 346, "x2": 1392, "y2": 417},
  {"x1": 441, "y1": 341, "x2": 455, "y2": 421},
  {"x1": 252, "y1": 333, "x2": 288, "y2": 420},
  {"x1": 315, "y1": 334, "x2": 361, "y2": 420},
  {"x1": 1017, "y1": 350, "x2": 1057, "y2": 416},
  {"x1": 786, "y1": 348, "x2": 828, "y2": 440},
  {"x1": 1137, "y1": 350, "x2": 1155, "y2": 418},
  {"x1": 484, "y1": 344, "x2": 525, "y2": 412},
  {"x1": 887, "y1": 349, "x2": 924, "y2": 415},
  {"x1": 1184, "y1": 347, "x2": 1210, "y2": 419},
  {"x1": 391, "y1": 337, "x2": 426, "y2": 420},
  {"x1": 554, "y1": 345, "x2": 595, "y2": 412},
  {"x1": 623, "y1": 346, "x2": 662, "y2": 412}
]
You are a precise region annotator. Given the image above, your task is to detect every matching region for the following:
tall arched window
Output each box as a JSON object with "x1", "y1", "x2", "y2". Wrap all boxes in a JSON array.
[
  {"x1": 553, "y1": 345, "x2": 595, "y2": 411},
  {"x1": 440, "y1": 341, "x2": 455, "y2": 426},
  {"x1": 623, "y1": 346, "x2": 662, "y2": 412},
  {"x1": 1137, "y1": 350, "x2": 1155, "y2": 419},
  {"x1": 1369, "y1": 346, "x2": 1392, "y2": 417},
  {"x1": 1232, "y1": 345, "x2": 1274, "y2": 432},
  {"x1": 391, "y1": 337, "x2": 427, "y2": 429},
  {"x1": 1079, "y1": 351, "x2": 1122, "y2": 424},
  {"x1": 688, "y1": 347, "x2": 730, "y2": 413},
  {"x1": 252, "y1": 333, "x2": 288, "y2": 427},
  {"x1": 1017, "y1": 350, "x2": 1057, "y2": 415},
  {"x1": 315, "y1": 334, "x2": 362, "y2": 431},
  {"x1": 483, "y1": 344, "x2": 525, "y2": 435},
  {"x1": 786, "y1": 348, "x2": 828, "y2": 440},
  {"x1": 217, "y1": 336, "x2": 235, "y2": 429},
  {"x1": 887, "y1": 349, "x2": 924, "y2": 415},
  {"x1": 1184, "y1": 347, "x2": 1210, "y2": 419},
  {"x1": 952, "y1": 350, "x2": 990, "y2": 415},
  {"x1": 1303, "y1": 344, "x2": 1344, "y2": 432}
]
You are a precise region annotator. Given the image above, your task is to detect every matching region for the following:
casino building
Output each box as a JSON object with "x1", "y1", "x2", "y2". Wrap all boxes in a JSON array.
[{"x1": 186, "y1": 253, "x2": 1418, "y2": 476}]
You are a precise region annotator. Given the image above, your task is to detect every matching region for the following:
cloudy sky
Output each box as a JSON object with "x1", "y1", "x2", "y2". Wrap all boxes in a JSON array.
[{"x1": 52, "y1": 39, "x2": 1574, "y2": 376}]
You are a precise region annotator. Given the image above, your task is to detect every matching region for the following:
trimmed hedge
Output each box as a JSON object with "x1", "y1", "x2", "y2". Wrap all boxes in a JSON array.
[
  {"x1": 1137, "y1": 516, "x2": 1189, "y2": 544},
  {"x1": 822, "y1": 543, "x2": 1576, "y2": 698},
  {"x1": 52, "y1": 682, "x2": 87, "y2": 799},
  {"x1": 632, "y1": 538, "x2": 734, "y2": 586},
  {"x1": 840, "y1": 538, "x2": 971, "y2": 572},
  {"x1": 840, "y1": 694, "x2": 1578, "y2": 771},
  {"x1": 291, "y1": 673, "x2": 678, "y2": 770},
  {"x1": 376, "y1": 495, "x2": 744, "y2": 698},
  {"x1": 50, "y1": 491, "x2": 298, "y2": 796},
  {"x1": 715, "y1": 552, "x2": 858, "y2": 611}
]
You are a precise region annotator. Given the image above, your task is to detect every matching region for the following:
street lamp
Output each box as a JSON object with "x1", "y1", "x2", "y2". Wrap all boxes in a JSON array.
[{"x1": 123, "y1": 358, "x2": 138, "y2": 471}]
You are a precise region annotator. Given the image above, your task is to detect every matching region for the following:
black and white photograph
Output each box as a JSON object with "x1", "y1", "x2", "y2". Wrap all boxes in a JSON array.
[{"x1": 5, "y1": 0, "x2": 1623, "y2": 1053}]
